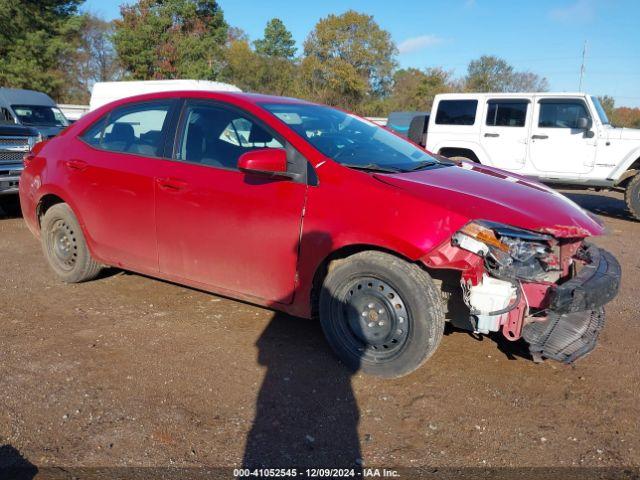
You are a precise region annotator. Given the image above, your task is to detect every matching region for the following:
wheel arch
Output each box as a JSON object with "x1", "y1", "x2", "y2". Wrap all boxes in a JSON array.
[
  {"x1": 36, "y1": 193, "x2": 66, "y2": 228},
  {"x1": 437, "y1": 146, "x2": 483, "y2": 164},
  {"x1": 615, "y1": 156, "x2": 640, "y2": 188},
  {"x1": 309, "y1": 243, "x2": 421, "y2": 319},
  {"x1": 610, "y1": 148, "x2": 640, "y2": 185},
  {"x1": 33, "y1": 188, "x2": 103, "y2": 264}
]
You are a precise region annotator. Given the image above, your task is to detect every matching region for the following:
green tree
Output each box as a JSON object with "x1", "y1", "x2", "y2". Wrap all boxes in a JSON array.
[
  {"x1": 387, "y1": 67, "x2": 454, "y2": 112},
  {"x1": 254, "y1": 18, "x2": 296, "y2": 59},
  {"x1": 113, "y1": 0, "x2": 228, "y2": 80},
  {"x1": 465, "y1": 55, "x2": 548, "y2": 92},
  {"x1": 597, "y1": 95, "x2": 616, "y2": 119},
  {"x1": 299, "y1": 10, "x2": 397, "y2": 111},
  {"x1": 221, "y1": 39, "x2": 297, "y2": 96},
  {"x1": 0, "y1": 0, "x2": 83, "y2": 99}
]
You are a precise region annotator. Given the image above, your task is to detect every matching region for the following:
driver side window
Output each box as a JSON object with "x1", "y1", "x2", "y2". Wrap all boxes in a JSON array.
[
  {"x1": 538, "y1": 101, "x2": 590, "y2": 129},
  {"x1": 177, "y1": 103, "x2": 283, "y2": 170}
]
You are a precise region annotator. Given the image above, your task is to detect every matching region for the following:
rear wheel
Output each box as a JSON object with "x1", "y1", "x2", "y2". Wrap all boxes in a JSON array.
[
  {"x1": 41, "y1": 203, "x2": 102, "y2": 283},
  {"x1": 319, "y1": 251, "x2": 445, "y2": 378},
  {"x1": 625, "y1": 174, "x2": 640, "y2": 221}
]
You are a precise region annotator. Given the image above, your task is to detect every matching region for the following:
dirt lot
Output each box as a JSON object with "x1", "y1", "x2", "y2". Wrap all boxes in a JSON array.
[{"x1": 0, "y1": 190, "x2": 639, "y2": 477}]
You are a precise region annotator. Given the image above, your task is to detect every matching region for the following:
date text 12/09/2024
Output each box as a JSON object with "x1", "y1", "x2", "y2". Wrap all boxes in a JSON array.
[{"x1": 233, "y1": 468, "x2": 400, "y2": 477}]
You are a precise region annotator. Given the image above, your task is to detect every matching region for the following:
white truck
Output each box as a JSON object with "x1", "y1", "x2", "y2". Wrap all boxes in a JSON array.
[{"x1": 397, "y1": 92, "x2": 640, "y2": 220}]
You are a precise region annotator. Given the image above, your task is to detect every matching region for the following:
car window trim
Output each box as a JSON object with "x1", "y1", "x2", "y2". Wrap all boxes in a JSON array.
[
  {"x1": 485, "y1": 99, "x2": 529, "y2": 128},
  {"x1": 536, "y1": 98, "x2": 592, "y2": 129},
  {"x1": 171, "y1": 98, "x2": 311, "y2": 185},
  {"x1": 78, "y1": 99, "x2": 181, "y2": 160},
  {"x1": 435, "y1": 99, "x2": 478, "y2": 126}
]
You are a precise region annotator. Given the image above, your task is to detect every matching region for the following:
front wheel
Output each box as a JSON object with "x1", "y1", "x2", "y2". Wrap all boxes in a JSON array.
[
  {"x1": 41, "y1": 203, "x2": 102, "y2": 283},
  {"x1": 319, "y1": 251, "x2": 445, "y2": 378},
  {"x1": 625, "y1": 174, "x2": 640, "y2": 221}
]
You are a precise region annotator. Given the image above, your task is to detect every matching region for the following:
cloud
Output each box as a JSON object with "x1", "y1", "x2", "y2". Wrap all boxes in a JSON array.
[
  {"x1": 398, "y1": 35, "x2": 444, "y2": 54},
  {"x1": 464, "y1": 0, "x2": 476, "y2": 8},
  {"x1": 549, "y1": 0, "x2": 595, "y2": 23}
]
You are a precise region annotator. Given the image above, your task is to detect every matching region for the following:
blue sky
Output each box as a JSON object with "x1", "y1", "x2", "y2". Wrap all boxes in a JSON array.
[{"x1": 84, "y1": 0, "x2": 640, "y2": 107}]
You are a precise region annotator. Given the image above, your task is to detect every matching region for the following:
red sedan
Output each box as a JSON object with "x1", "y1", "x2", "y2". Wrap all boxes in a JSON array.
[{"x1": 19, "y1": 91, "x2": 620, "y2": 377}]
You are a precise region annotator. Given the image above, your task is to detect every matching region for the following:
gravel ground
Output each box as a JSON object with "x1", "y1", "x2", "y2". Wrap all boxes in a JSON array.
[{"x1": 0, "y1": 190, "x2": 638, "y2": 478}]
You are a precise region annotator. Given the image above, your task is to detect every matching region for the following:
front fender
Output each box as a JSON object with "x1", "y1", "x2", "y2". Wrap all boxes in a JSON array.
[{"x1": 607, "y1": 146, "x2": 640, "y2": 182}]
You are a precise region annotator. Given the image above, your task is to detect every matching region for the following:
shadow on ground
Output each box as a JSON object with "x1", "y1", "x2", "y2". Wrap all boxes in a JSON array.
[
  {"x1": 0, "y1": 196, "x2": 22, "y2": 220},
  {"x1": 0, "y1": 445, "x2": 37, "y2": 480},
  {"x1": 444, "y1": 323, "x2": 532, "y2": 361},
  {"x1": 562, "y1": 191, "x2": 636, "y2": 222},
  {"x1": 242, "y1": 312, "x2": 362, "y2": 469}
]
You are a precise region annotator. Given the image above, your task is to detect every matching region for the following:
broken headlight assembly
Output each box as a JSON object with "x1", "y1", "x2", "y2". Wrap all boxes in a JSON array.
[{"x1": 451, "y1": 220, "x2": 561, "y2": 283}]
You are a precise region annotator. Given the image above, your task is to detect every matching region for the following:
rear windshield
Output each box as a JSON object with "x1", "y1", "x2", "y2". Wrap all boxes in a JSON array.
[{"x1": 12, "y1": 105, "x2": 68, "y2": 127}]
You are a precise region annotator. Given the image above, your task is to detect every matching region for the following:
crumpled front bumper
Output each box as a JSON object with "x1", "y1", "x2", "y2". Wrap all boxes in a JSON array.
[{"x1": 522, "y1": 245, "x2": 621, "y2": 363}]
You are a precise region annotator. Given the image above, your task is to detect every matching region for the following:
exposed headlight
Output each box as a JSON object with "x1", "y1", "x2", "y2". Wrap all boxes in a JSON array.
[{"x1": 452, "y1": 221, "x2": 560, "y2": 281}]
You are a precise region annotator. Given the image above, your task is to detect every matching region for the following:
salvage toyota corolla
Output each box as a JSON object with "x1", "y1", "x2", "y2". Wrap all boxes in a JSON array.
[{"x1": 19, "y1": 91, "x2": 621, "y2": 377}]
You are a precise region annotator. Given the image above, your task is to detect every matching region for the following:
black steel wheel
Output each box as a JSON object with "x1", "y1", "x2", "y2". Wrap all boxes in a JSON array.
[
  {"x1": 319, "y1": 251, "x2": 445, "y2": 378},
  {"x1": 337, "y1": 276, "x2": 410, "y2": 363},
  {"x1": 41, "y1": 203, "x2": 102, "y2": 283},
  {"x1": 47, "y1": 218, "x2": 79, "y2": 271}
]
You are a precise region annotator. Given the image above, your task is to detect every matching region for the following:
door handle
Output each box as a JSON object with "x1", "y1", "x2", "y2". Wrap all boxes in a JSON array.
[
  {"x1": 156, "y1": 177, "x2": 189, "y2": 191},
  {"x1": 531, "y1": 134, "x2": 549, "y2": 140},
  {"x1": 64, "y1": 159, "x2": 88, "y2": 171},
  {"x1": 484, "y1": 133, "x2": 500, "y2": 137}
]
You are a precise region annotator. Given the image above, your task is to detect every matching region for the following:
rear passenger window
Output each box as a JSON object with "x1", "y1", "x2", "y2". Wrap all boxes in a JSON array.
[
  {"x1": 435, "y1": 100, "x2": 478, "y2": 125},
  {"x1": 81, "y1": 101, "x2": 173, "y2": 157},
  {"x1": 177, "y1": 103, "x2": 283, "y2": 170},
  {"x1": 486, "y1": 101, "x2": 528, "y2": 127}
]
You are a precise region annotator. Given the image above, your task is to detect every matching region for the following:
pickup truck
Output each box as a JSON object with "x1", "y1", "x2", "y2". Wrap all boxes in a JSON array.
[
  {"x1": 0, "y1": 123, "x2": 40, "y2": 214},
  {"x1": 392, "y1": 92, "x2": 640, "y2": 220}
]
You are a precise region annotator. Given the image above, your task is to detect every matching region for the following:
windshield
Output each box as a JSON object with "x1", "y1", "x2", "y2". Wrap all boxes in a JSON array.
[
  {"x1": 11, "y1": 105, "x2": 69, "y2": 127},
  {"x1": 591, "y1": 97, "x2": 610, "y2": 125},
  {"x1": 260, "y1": 103, "x2": 439, "y2": 172}
]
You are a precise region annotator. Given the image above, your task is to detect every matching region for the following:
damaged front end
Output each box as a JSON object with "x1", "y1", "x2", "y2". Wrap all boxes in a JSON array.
[{"x1": 423, "y1": 221, "x2": 621, "y2": 363}]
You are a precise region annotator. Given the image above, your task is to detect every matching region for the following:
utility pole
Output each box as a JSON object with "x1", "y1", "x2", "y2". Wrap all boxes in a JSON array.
[{"x1": 579, "y1": 40, "x2": 587, "y2": 91}]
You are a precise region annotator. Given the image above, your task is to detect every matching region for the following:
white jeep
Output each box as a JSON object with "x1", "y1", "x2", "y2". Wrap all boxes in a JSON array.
[{"x1": 396, "y1": 92, "x2": 640, "y2": 220}]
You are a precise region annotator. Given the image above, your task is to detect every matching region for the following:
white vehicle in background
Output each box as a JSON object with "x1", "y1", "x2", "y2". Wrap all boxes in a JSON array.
[
  {"x1": 89, "y1": 79, "x2": 241, "y2": 111},
  {"x1": 58, "y1": 104, "x2": 90, "y2": 123},
  {"x1": 395, "y1": 92, "x2": 640, "y2": 220}
]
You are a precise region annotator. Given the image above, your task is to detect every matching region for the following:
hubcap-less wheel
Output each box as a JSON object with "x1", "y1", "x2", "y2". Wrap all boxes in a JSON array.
[
  {"x1": 319, "y1": 251, "x2": 445, "y2": 377},
  {"x1": 48, "y1": 219, "x2": 78, "y2": 271},
  {"x1": 339, "y1": 277, "x2": 410, "y2": 361}
]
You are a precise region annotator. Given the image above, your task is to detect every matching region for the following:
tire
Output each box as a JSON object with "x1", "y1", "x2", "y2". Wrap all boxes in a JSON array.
[
  {"x1": 41, "y1": 203, "x2": 102, "y2": 283},
  {"x1": 319, "y1": 251, "x2": 445, "y2": 378},
  {"x1": 625, "y1": 174, "x2": 640, "y2": 221}
]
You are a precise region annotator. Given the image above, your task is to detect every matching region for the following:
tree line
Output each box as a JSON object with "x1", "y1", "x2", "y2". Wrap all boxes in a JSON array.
[{"x1": 1, "y1": 0, "x2": 639, "y2": 127}]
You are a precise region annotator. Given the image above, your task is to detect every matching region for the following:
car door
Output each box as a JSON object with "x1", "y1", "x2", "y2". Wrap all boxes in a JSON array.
[
  {"x1": 528, "y1": 98, "x2": 596, "y2": 175},
  {"x1": 72, "y1": 99, "x2": 179, "y2": 272},
  {"x1": 155, "y1": 100, "x2": 307, "y2": 304},
  {"x1": 480, "y1": 99, "x2": 529, "y2": 171}
]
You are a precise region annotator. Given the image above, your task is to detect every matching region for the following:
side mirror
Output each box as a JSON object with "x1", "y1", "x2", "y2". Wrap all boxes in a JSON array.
[
  {"x1": 576, "y1": 117, "x2": 592, "y2": 130},
  {"x1": 238, "y1": 148, "x2": 288, "y2": 176}
]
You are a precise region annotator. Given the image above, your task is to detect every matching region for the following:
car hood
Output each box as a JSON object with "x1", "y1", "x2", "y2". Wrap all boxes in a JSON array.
[
  {"x1": 31, "y1": 125, "x2": 64, "y2": 138},
  {"x1": 374, "y1": 162, "x2": 603, "y2": 238},
  {"x1": 0, "y1": 123, "x2": 39, "y2": 136}
]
